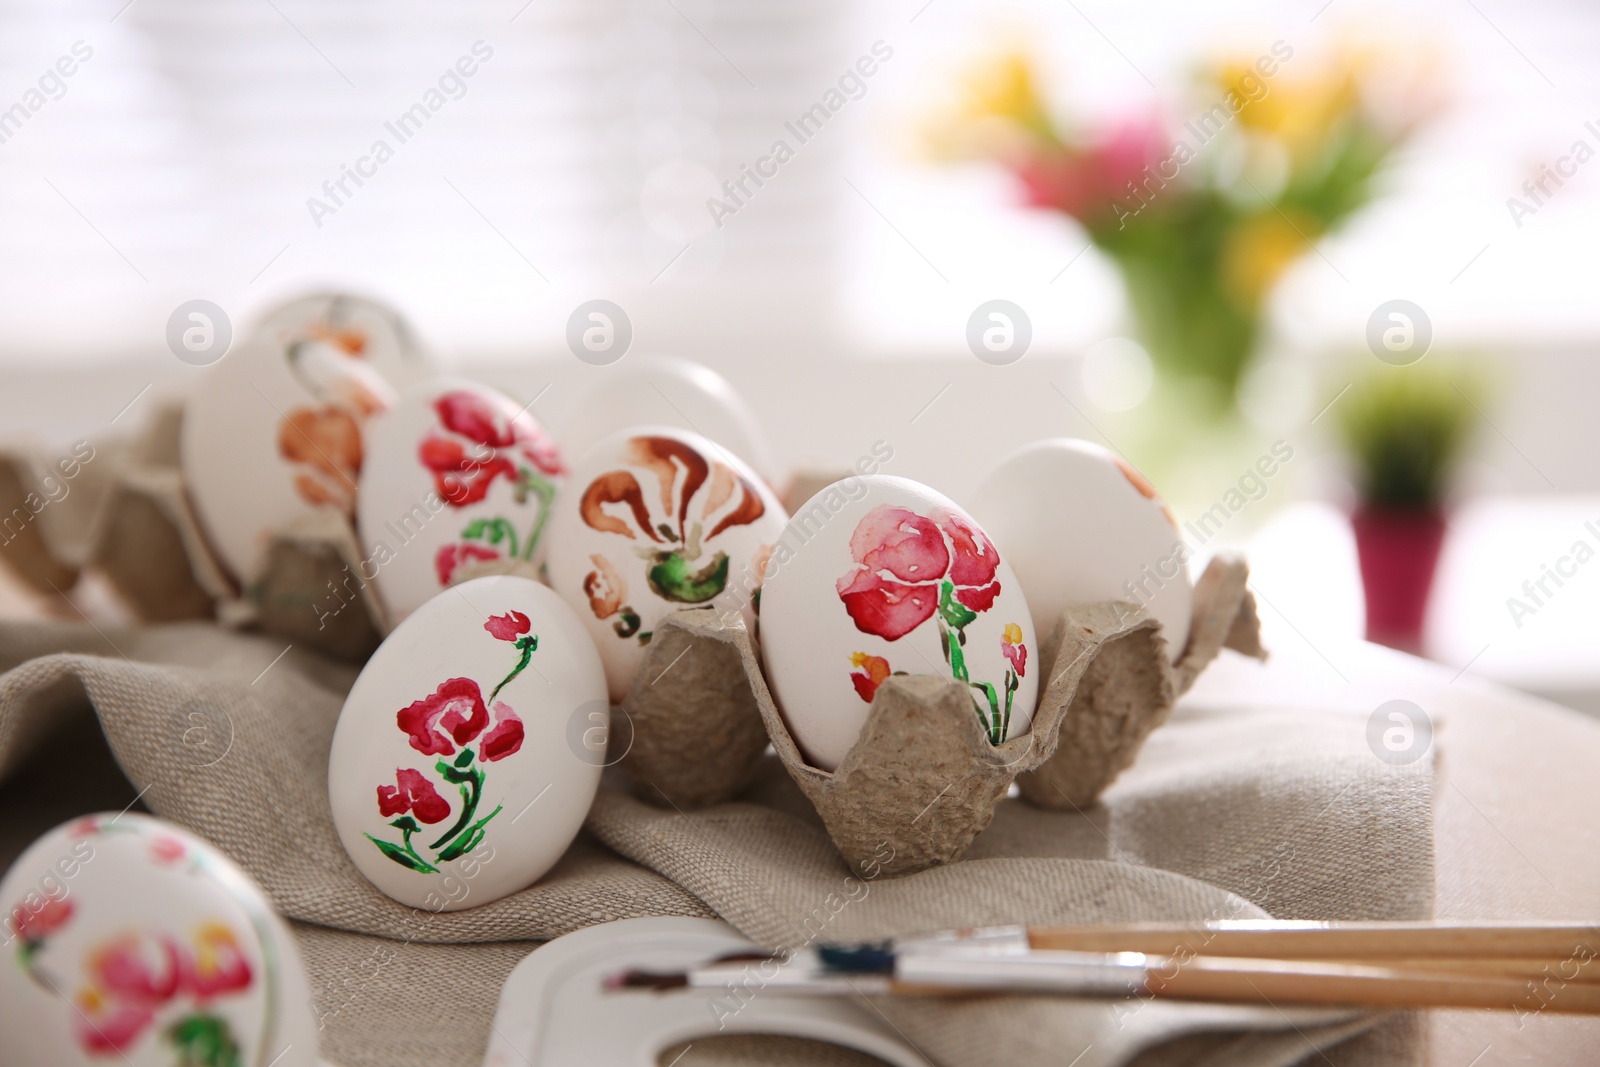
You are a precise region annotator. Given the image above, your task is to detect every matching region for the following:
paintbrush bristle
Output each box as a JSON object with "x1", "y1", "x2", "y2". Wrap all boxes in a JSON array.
[
  {"x1": 817, "y1": 942, "x2": 895, "y2": 974},
  {"x1": 604, "y1": 969, "x2": 689, "y2": 991}
]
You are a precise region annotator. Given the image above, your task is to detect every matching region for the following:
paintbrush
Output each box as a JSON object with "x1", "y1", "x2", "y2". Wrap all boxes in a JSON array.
[{"x1": 605, "y1": 921, "x2": 1600, "y2": 1013}]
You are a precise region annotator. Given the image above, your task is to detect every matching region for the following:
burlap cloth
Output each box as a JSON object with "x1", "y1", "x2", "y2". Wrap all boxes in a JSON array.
[{"x1": 0, "y1": 619, "x2": 1432, "y2": 1067}]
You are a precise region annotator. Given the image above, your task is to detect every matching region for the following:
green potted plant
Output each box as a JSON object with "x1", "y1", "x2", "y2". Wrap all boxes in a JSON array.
[{"x1": 1331, "y1": 363, "x2": 1479, "y2": 653}]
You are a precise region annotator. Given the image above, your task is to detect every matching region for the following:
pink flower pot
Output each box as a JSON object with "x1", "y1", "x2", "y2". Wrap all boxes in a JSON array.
[{"x1": 1351, "y1": 506, "x2": 1448, "y2": 655}]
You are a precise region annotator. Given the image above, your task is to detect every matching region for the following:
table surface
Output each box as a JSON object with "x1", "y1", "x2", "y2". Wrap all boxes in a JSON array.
[
  {"x1": 1245, "y1": 496, "x2": 1600, "y2": 717},
  {"x1": 3, "y1": 563, "x2": 1598, "y2": 1066}
]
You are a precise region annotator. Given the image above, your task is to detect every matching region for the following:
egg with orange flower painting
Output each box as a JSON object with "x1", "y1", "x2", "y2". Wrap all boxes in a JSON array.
[
  {"x1": 969, "y1": 439, "x2": 1193, "y2": 661},
  {"x1": 182, "y1": 319, "x2": 399, "y2": 584},
  {"x1": 0, "y1": 813, "x2": 317, "y2": 1066},
  {"x1": 544, "y1": 426, "x2": 788, "y2": 701}
]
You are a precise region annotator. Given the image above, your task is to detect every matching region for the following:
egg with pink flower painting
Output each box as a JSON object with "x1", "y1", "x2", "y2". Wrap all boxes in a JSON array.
[
  {"x1": 328, "y1": 575, "x2": 607, "y2": 910},
  {"x1": 0, "y1": 812, "x2": 318, "y2": 1067},
  {"x1": 969, "y1": 439, "x2": 1192, "y2": 661},
  {"x1": 356, "y1": 378, "x2": 566, "y2": 622},
  {"x1": 758, "y1": 475, "x2": 1039, "y2": 772},
  {"x1": 544, "y1": 426, "x2": 789, "y2": 701}
]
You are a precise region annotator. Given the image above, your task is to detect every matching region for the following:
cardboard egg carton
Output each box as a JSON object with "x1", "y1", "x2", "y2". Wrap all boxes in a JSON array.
[
  {"x1": 0, "y1": 399, "x2": 392, "y2": 659},
  {"x1": 621, "y1": 556, "x2": 1263, "y2": 876}
]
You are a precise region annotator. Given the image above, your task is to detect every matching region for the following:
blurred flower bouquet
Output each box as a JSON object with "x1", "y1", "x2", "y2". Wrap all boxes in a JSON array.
[{"x1": 927, "y1": 39, "x2": 1438, "y2": 416}]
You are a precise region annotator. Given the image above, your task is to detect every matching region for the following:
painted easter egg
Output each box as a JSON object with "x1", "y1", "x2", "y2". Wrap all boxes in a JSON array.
[
  {"x1": 758, "y1": 475, "x2": 1039, "y2": 772},
  {"x1": 553, "y1": 356, "x2": 779, "y2": 487},
  {"x1": 357, "y1": 378, "x2": 566, "y2": 622},
  {"x1": 544, "y1": 426, "x2": 788, "y2": 702},
  {"x1": 328, "y1": 575, "x2": 606, "y2": 910},
  {"x1": 0, "y1": 812, "x2": 317, "y2": 1067},
  {"x1": 252, "y1": 291, "x2": 434, "y2": 389},
  {"x1": 969, "y1": 438, "x2": 1192, "y2": 660},
  {"x1": 182, "y1": 325, "x2": 398, "y2": 583}
]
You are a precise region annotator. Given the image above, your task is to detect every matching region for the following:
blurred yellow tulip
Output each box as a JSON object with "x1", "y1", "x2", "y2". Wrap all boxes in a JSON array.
[{"x1": 1221, "y1": 210, "x2": 1316, "y2": 307}]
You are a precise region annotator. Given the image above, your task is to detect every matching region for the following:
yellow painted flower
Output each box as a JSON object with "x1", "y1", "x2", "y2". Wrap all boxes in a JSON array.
[{"x1": 1002, "y1": 622, "x2": 1024, "y2": 646}]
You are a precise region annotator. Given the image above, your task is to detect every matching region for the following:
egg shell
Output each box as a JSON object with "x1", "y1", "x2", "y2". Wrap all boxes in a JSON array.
[
  {"x1": 968, "y1": 438, "x2": 1192, "y2": 661},
  {"x1": 357, "y1": 377, "x2": 566, "y2": 622},
  {"x1": 553, "y1": 356, "x2": 779, "y2": 486},
  {"x1": 545, "y1": 425, "x2": 788, "y2": 702},
  {"x1": 253, "y1": 291, "x2": 433, "y2": 389},
  {"x1": 182, "y1": 329, "x2": 398, "y2": 583},
  {"x1": 328, "y1": 575, "x2": 605, "y2": 910},
  {"x1": 758, "y1": 474, "x2": 1039, "y2": 772},
  {"x1": 0, "y1": 812, "x2": 317, "y2": 1067}
]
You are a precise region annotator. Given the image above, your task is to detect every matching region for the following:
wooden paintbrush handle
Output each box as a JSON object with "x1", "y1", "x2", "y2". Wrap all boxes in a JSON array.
[
  {"x1": 1157, "y1": 955, "x2": 1600, "y2": 1014},
  {"x1": 1029, "y1": 922, "x2": 1600, "y2": 962}
]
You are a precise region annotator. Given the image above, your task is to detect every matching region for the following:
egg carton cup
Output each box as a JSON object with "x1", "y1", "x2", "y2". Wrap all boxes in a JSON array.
[
  {"x1": 0, "y1": 398, "x2": 394, "y2": 659},
  {"x1": 623, "y1": 554, "x2": 1263, "y2": 877}
]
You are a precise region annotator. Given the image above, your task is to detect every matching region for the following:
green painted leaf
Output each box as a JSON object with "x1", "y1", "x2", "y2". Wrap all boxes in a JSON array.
[
  {"x1": 165, "y1": 1012, "x2": 243, "y2": 1067},
  {"x1": 647, "y1": 549, "x2": 729, "y2": 604},
  {"x1": 366, "y1": 834, "x2": 436, "y2": 873},
  {"x1": 454, "y1": 749, "x2": 475, "y2": 768},
  {"x1": 390, "y1": 816, "x2": 422, "y2": 833},
  {"x1": 936, "y1": 580, "x2": 978, "y2": 631}
]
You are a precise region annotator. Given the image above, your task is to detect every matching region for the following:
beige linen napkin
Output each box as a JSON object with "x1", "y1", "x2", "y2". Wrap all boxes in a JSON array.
[{"x1": 0, "y1": 619, "x2": 1431, "y2": 1067}]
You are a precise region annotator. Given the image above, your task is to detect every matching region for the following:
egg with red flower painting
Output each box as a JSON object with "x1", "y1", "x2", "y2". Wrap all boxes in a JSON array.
[
  {"x1": 758, "y1": 475, "x2": 1039, "y2": 772},
  {"x1": 356, "y1": 378, "x2": 566, "y2": 622},
  {"x1": 969, "y1": 439, "x2": 1192, "y2": 661},
  {"x1": 544, "y1": 425, "x2": 788, "y2": 701},
  {"x1": 328, "y1": 575, "x2": 606, "y2": 909},
  {"x1": 0, "y1": 812, "x2": 317, "y2": 1067}
]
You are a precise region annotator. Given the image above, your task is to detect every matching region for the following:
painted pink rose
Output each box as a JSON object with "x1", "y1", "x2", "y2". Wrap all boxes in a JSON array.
[
  {"x1": 479, "y1": 702, "x2": 525, "y2": 762},
  {"x1": 181, "y1": 923, "x2": 253, "y2": 999},
  {"x1": 484, "y1": 610, "x2": 532, "y2": 642},
  {"x1": 421, "y1": 391, "x2": 564, "y2": 507},
  {"x1": 396, "y1": 677, "x2": 489, "y2": 757},
  {"x1": 836, "y1": 504, "x2": 1002, "y2": 640},
  {"x1": 8, "y1": 896, "x2": 72, "y2": 945},
  {"x1": 435, "y1": 542, "x2": 501, "y2": 585},
  {"x1": 377, "y1": 767, "x2": 452, "y2": 824}
]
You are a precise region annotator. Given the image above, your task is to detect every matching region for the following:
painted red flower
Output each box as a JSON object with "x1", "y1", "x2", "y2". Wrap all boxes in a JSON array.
[
  {"x1": 1001, "y1": 622, "x2": 1028, "y2": 677},
  {"x1": 836, "y1": 505, "x2": 1002, "y2": 640},
  {"x1": 377, "y1": 767, "x2": 452, "y2": 824},
  {"x1": 9, "y1": 896, "x2": 73, "y2": 944},
  {"x1": 485, "y1": 610, "x2": 532, "y2": 642},
  {"x1": 420, "y1": 391, "x2": 564, "y2": 507},
  {"x1": 848, "y1": 653, "x2": 892, "y2": 703},
  {"x1": 181, "y1": 923, "x2": 254, "y2": 999},
  {"x1": 74, "y1": 998, "x2": 158, "y2": 1054},
  {"x1": 940, "y1": 509, "x2": 1001, "y2": 611},
  {"x1": 397, "y1": 677, "x2": 489, "y2": 757},
  {"x1": 87, "y1": 933, "x2": 183, "y2": 1006},
  {"x1": 149, "y1": 835, "x2": 186, "y2": 865},
  {"x1": 435, "y1": 542, "x2": 501, "y2": 586},
  {"x1": 479, "y1": 702, "x2": 525, "y2": 762}
]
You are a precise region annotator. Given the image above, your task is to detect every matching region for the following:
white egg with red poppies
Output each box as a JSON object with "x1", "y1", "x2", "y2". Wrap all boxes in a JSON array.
[
  {"x1": 328, "y1": 575, "x2": 607, "y2": 910},
  {"x1": 969, "y1": 439, "x2": 1192, "y2": 661},
  {"x1": 182, "y1": 322, "x2": 398, "y2": 584},
  {"x1": 758, "y1": 475, "x2": 1039, "y2": 772},
  {"x1": 544, "y1": 425, "x2": 788, "y2": 702},
  {"x1": 0, "y1": 813, "x2": 317, "y2": 1067},
  {"x1": 357, "y1": 378, "x2": 565, "y2": 622}
]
